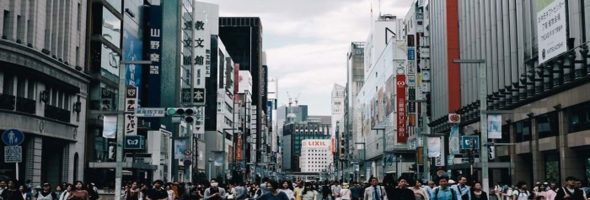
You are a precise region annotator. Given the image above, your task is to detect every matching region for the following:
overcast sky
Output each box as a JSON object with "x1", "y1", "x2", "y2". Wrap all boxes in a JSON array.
[{"x1": 205, "y1": 0, "x2": 413, "y2": 115}]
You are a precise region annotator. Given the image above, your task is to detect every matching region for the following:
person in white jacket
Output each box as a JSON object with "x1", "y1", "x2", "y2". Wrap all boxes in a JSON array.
[
  {"x1": 340, "y1": 183, "x2": 352, "y2": 200},
  {"x1": 58, "y1": 184, "x2": 72, "y2": 200}
]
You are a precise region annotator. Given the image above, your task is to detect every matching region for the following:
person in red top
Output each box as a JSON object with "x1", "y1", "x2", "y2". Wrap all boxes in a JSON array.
[{"x1": 68, "y1": 181, "x2": 89, "y2": 200}]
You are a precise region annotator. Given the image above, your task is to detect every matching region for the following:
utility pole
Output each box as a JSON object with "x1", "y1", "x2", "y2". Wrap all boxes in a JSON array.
[
  {"x1": 115, "y1": 60, "x2": 151, "y2": 200},
  {"x1": 453, "y1": 59, "x2": 489, "y2": 195}
]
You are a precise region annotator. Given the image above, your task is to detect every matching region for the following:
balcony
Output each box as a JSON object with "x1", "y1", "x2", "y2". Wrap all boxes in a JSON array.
[
  {"x1": 16, "y1": 97, "x2": 36, "y2": 114},
  {"x1": 44, "y1": 105, "x2": 71, "y2": 123},
  {"x1": 0, "y1": 94, "x2": 16, "y2": 110}
]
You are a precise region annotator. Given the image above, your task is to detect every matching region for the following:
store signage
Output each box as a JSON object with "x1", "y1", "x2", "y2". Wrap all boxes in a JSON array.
[
  {"x1": 448, "y1": 113, "x2": 461, "y2": 124},
  {"x1": 396, "y1": 74, "x2": 407, "y2": 143},
  {"x1": 460, "y1": 135, "x2": 480, "y2": 150},
  {"x1": 125, "y1": 86, "x2": 138, "y2": 135},
  {"x1": 124, "y1": 135, "x2": 145, "y2": 150},
  {"x1": 537, "y1": 0, "x2": 567, "y2": 64}
]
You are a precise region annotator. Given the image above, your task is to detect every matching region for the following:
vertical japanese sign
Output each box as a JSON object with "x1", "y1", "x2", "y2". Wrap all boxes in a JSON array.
[
  {"x1": 147, "y1": 6, "x2": 162, "y2": 108},
  {"x1": 537, "y1": 0, "x2": 567, "y2": 64},
  {"x1": 193, "y1": 4, "x2": 211, "y2": 86},
  {"x1": 125, "y1": 86, "x2": 138, "y2": 135},
  {"x1": 236, "y1": 134, "x2": 242, "y2": 161},
  {"x1": 396, "y1": 74, "x2": 407, "y2": 143}
]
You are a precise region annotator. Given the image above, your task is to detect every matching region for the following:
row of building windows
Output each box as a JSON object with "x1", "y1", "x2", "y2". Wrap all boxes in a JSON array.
[{"x1": 502, "y1": 101, "x2": 590, "y2": 143}]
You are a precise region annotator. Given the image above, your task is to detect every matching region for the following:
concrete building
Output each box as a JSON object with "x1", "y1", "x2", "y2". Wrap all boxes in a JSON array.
[
  {"x1": 0, "y1": 0, "x2": 89, "y2": 186},
  {"x1": 282, "y1": 122, "x2": 331, "y2": 172},
  {"x1": 344, "y1": 42, "x2": 366, "y2": 181},
  {"x1": 428, "y1": 0, "x2": 590, "y2": 185},
  {"x1": 219, "y1": 17, "x2": 265, "y2": 167},
  {"x1": 300, "y1": 139, "x2": 333, "y2": 173},
  {"x1": 331, "y1": 84, "x2": 345, "y2": 178},
  {"x1": 205, "y1": 36, "x2": 236, "y2": 180}
]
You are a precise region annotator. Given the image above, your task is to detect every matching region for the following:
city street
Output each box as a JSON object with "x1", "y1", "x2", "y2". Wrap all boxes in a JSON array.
[{"x1": 1, "y1": 0, "x2": 590, "y2": 200}]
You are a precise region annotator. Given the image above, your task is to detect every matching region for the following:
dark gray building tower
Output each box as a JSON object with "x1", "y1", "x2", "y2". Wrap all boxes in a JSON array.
[{"x1": 219, "y1": 17, "x2": 265, "y2": 164}]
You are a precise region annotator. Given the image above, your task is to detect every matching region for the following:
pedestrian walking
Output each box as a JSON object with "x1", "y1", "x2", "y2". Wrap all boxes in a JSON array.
[
  {"x1": 18, "y1": 185, "x2": 31, "y2": 200},
  {"x1": 469, "y1": 182, "x2": 487, "y2": 200},
  {"x1": 431, "y1": 177, "x2": 458, "y2": 200},
  {"x1": 1, "y1": 180, "x2": 23, "y2": 200},
  {"x1": 350, "y1": 183, "x2": 363, "y2": 200},
  {"x1": 302, "y1": 183, "x2": 319, "y2": 200},
  {"x1": 451, "y1": 176, "x2": 470, "y2": 200},
  {"x1": 280, "y1": 181, "x2": 296, "y2": 200},
  {"x1": 68, "y1": 181, "x2": 90, "y2": 200},
  {"x1": 332, "y1": 182, "x2": 342, "y2": 200},
  {"x1": 556, "y1": 177, "x2": 585, "y2": 200},
  {"x1": 511, "y1": 182, "x2": 531, "y2": 200},
  {"x1": 363, "y1": 177, "x2": 387, "y2": 200},
  {"x1": 145, "y1": 180, "x2": 169, "y2": 200},
  {"x1": 123, "y1": 181, "x2": 140, "y2": 200},
  {"x1": 34, "y1": 183, "x2": 58, "y2": 200},
  {"x1": 340, "y1": 183, "x2": 351, "y2": 200},
  {"x1": 536, "y1": 183, "x2": 555, "y2": 200},
  {"x1": 385, "y1": 177, "x2": 414, "y2": 200},
  {"x1": 58, "y1": 184, "x2": 72, "y2": 200},
  {"x1": 295, "y1": 181, "x2": 304, "y2": 200},
  {"x1": 204, "y1": 179, "x2": 227, "y2": 200},
  {"x1": 258, "y1": 180, "x2": 290, "y2": 200},
  {"x1": 411, "y1": 181, "x2": 429, "y2": 200}
]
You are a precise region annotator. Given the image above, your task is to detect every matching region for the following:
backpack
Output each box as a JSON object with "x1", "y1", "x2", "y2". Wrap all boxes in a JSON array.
[
  {"x1": 512, "y1": 190, "x2": 530, "y2": 199},
  {"x1": 434, "y1": 188, "x2": 457, "y2": 200}
]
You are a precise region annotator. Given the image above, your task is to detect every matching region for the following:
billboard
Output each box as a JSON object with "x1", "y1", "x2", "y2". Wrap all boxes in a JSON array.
[
  {"x1": 488, "y1": 114, "x2": 502, "y2": 139},
  {"x1": 123, "y1": 29, "x2": 143, "y2": 102},
  {"x1": 537, "y1": 0, "x2": 567, "y2": 64},
  {"x1": 396, "y1": 74, "x2": 407, "y2": 143}
]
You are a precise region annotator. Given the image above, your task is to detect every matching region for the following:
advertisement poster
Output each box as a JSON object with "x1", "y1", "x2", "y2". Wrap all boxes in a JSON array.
[
  {"x1": 102, "y1": 116, "x2": 117, "y2": 139},
  {"x1": 537, "y1": 0, "x2": 567, "y2": 64},
  {"x1": 396, "y1": 74, "x2": 407, "y2": 143},
  {"x1": 123, "y1": 29, "x2": 143, "y2": 102},
  {"x1": 427, "y1": 137, "x2": 441, "y2": 158},
  {"x1": 174, "y1": 139, "x2": 187, "y2": 160},
  {"x1": 488, "y1": 114, "x2": 502, "y2": 139},
  {"x1": 449, "y1": 126, "x2": 460, "y2": 155}
]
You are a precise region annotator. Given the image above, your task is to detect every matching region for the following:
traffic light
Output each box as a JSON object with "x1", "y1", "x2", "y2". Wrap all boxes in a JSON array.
[{"x1": 166, "y1": 107, "x2": 196, "y2": 123}]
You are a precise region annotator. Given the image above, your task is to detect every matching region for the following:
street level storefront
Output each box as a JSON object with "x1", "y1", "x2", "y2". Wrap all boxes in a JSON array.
[{"x1": 0, "y1": 41, "x2": 89, "y2": 186}]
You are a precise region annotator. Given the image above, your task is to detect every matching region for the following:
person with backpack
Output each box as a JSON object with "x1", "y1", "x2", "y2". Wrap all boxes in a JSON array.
[
  {"x1": 34, "y1": 183, "x2": 58, "y2": 200},
  {"x1": 451, "y1": 176, "x2": 470, "y2": 200},
  {"x1": 431, "y1": 177, "x2": 458, "y2": 200},
  {"x1": 511, "y1": 182, "x2": 531, "y2": 200},
  {"x1": 555, "y1": 177, "x2": 585, "y2": 200}
]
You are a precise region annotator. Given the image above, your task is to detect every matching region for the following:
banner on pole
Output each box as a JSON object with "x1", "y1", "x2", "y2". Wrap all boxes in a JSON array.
[
  {"x1": 449, "y1": 126, "x2": 460, "y2": 155},
  {"x1": 102, "y1": 116, "x2": 117, "y2": 139},
  {"x1": 488, "y1": 114, "x2": 502, "y2": 139}
]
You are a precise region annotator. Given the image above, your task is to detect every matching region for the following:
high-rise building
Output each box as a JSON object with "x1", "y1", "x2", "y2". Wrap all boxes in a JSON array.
[
  {"x1": 219, "y1": 17, "x2": 265, "y2": 166},
  {"x1": 0, "y1": 0, "x2": 89, "y2": 186},
  {"x1": 345, "y1": 42, "x2": 366, "y2": 181}
]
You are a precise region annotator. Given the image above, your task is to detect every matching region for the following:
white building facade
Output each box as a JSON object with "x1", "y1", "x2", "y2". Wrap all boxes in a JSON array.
[{"x1": 299, "y1": 139, "x2": 333, "y2": 173}]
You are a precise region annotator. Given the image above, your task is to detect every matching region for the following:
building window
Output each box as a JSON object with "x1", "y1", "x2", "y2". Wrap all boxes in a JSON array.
[
  {"x1": 26, "y1": 80, "x2": 35, "y2": 99},
  {"x1": 16, "y1": 77, "x2": 25, "y2": 97},
  {"x1": 566, "y1": 102, "x2": 590, "y2": 133},
  {"x1": 514, "y1": 119, "x2": 532, "y2": 142},
  {"x1": 77, "y1": 3, "x2": 81, "y2": 31},
  {"x1": 101, "y1": 7, "x2": 121, "y2": 48},
  {"x1": 543, "y1": 151, "x2": 560, "y2": 183},
  {"x1": 536, "y1": 112, "x2": 558, "y2": 138},
  {"x1": 1, "y1": 74, "x2": 14, "y2": 96},
  {"x1": 3, "y1": 10, "x2": 10, "y2": 38}
]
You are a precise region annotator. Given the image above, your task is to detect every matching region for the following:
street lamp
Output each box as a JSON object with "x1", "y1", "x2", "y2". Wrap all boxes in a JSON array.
[
  {"x1": 114, "y1": 60, "x2": 152, "y2": 200},
  {"x1": 452, "y1": 59, "x2": 489, "y2": 195}
]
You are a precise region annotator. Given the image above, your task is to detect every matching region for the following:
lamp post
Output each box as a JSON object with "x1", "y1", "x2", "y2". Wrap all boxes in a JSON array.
[
  {"x1": 371, "y1": 127, "x2": 386, "y2": 180},
  {"x1": 114, "y1": 60, "x2": 152, "y2": 200},
  {"x1": 355, "y1": 142, "x2": 366, "y2": 182},
  {"x1": 453, "y1": 59, "x2": 489, "y2": 195}
]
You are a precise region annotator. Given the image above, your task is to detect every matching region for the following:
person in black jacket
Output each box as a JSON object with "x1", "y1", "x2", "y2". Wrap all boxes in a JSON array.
[
  {"x1": 470, "y1": 182, "x2": 488, "y2": 200},
  {"x1": 386, "y1": 177, "x2": 415, "y2": 200},
  {"x1": 556, "y1": 177, "x2": 585, "y2": 200}
]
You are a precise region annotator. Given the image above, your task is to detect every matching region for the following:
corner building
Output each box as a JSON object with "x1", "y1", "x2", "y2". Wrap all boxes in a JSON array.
[
  {"x1": 0, "y1": 0, "x2": 89, "y2": 186},
  {"x1": 428, "y1": 0, "x2": 590, "y2": 185}
]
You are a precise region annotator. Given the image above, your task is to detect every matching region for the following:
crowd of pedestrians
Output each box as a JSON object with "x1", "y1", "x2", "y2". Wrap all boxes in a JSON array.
[
  {"x1": 2, "y1": 176, "x2": 588, "y2": 200},
  {"x1": 0, "y1": 179, "x2": 99, "y2": 200}
]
